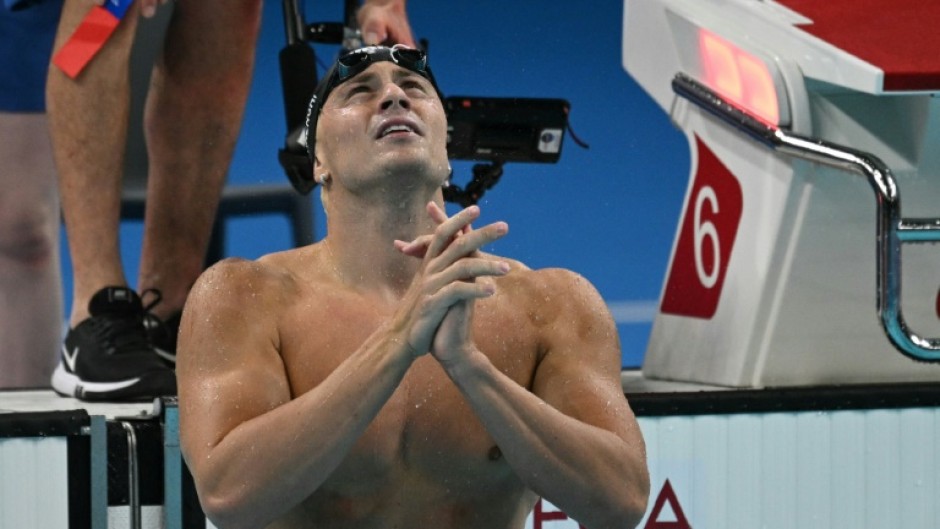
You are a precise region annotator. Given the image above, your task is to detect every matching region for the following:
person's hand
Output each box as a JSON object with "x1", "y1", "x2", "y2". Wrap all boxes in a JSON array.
[
  {"x1": 394, "y1": 203, "x2": 510, "y2": 368},
  {"x1": 431, "y1": 297, "x2": 478, "y2": 369},
  {"x1": 389, "y1": 203, "x2": 509, "y2": 358},
  {"x1": 357, "y1": 0, "x2": 416, "y2": 47},
  {"x1": 138, "y1": 0, "x2": 168, "y2": 18},
  {"x1": 393, "y1": 202, "x2": 472, "y2": 259},
  {"x1": 89, "y1": 0, "x2": 166, "y2": 18}
]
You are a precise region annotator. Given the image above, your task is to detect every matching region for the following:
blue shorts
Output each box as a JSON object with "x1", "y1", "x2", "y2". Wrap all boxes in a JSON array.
[{"x1": 0, "y1": 0, "x2": 63, "y2": 112}]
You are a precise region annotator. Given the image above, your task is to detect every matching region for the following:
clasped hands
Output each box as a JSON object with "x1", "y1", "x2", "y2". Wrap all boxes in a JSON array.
[{"x1": 391, "y1": 203, "x2": 510, "y2": 370}]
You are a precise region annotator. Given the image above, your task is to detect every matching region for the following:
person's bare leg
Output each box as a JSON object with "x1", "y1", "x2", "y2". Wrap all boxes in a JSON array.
[
  {"x1": 46, "y1": 0, "x2": 142, "y2": 327},
  {"x1": 137, "y1": 0, "x2": 263, "y2": 318},
  {"x1": 0, "y1": 112, "x2": 63, "y2": 388}
]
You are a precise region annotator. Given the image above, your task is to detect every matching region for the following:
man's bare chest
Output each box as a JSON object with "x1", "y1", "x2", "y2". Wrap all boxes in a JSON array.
[
  {"x1": 276, "y1": 291, "x2": 540, "y2": 493},
  {"x1": 328, "y1": 358, "x2": 513, "y2": 494}
]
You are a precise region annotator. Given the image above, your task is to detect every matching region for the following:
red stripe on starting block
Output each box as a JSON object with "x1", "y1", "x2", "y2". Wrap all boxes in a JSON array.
[
  {"x1": 776, "y1": 0, "x2": 940, "y2": 91},
  {"x1": 52, "y1": 6, "x2": 121, "y2": 79}
]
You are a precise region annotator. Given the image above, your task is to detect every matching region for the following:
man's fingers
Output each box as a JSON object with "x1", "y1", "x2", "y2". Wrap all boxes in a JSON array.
[
  {"x1": 425, "y1": 205, "x2": 480, "y2": 259},
  {"x1": 358, "y1": 0, "x2": 416, "y2": 47},
  {"x1": 437, "y1": 221, "x2": 508, "y2": 264},
  {"x1": 396, "y1": 203, "x2": 455, "y2": 257},
  {"x1": 403, "y1": 277, "x2": 493, "y2": 351},
  {"x1": 423, "y1": 220, "x2": 508, "y2": 276},
  {"x1": 385, "y1": 23, "x2": 416, "y2": 48},
  {"x1": 426, "y1": 201, "x2": 449, "y2": 224},
  {"x1": 394, "y1": 235, "x2": 433, "y2": 258},
  {"x1": 413, "y1": 257, "x2": 507, "y2": 320},
  {"x1": 430, "y1": 281, "x2": 496, "y2": 308},
  {"x1": 426, "y1": 201, "x2": 473, "y2": 236},
  {"x1": 429, "y1": 258, "x2": 510, "y2": 288},
  {"x1": 397, "y1": 202, "x2": 490, "y2": 261},
  {"x1": 138, "y1": 0, "x2": 158, "y2": 17}
]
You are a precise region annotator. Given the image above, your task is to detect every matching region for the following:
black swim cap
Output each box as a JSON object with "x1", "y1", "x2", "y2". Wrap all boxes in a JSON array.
[{"x1": 303, "y1": 45, "x2": 444, "y2": 171}]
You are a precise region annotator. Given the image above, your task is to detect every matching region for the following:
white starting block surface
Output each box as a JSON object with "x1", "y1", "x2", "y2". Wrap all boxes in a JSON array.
[
  {"x1": 0, "y1": 391, "x2": 181, "y2": 529},
  {"x1": 624, "y1": 0, "x2": 940, "y2": 387},
  {"x1": 0, "y1": 390, "x2": 157, "y2": 418}
]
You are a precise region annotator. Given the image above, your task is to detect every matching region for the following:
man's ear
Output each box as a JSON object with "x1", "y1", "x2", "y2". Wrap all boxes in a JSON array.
[{"x1": 313, "y1": 153, "x2": 333, "y2": 186}]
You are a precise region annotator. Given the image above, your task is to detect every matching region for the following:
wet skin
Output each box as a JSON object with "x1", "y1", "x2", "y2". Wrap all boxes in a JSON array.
[{"x1": 178, "y1": 60, "x2": 647, "y2": 529}]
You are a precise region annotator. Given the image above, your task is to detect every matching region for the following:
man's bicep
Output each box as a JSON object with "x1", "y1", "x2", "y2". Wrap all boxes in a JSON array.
[
  {"x1": 530, "y1": 271, "x2": 634, "y2": 436},
  {"x1": 177, "y1": 263, "x2": 291, "y2": 463},
  {"x1": 534, "y1": 337, "x2": 633, "y2": 435}
]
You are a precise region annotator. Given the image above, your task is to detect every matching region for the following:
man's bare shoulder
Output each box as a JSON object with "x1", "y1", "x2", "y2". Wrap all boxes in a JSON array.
[
  {"x1": 187, "y1": 245, "x2": 324, "y2": 315},
  {"x1": 499, "y1": 259, "x2": 600, "y2": 301},
  {"x1": 495, "y1": 261, "x2": 611, "y2": 329}
]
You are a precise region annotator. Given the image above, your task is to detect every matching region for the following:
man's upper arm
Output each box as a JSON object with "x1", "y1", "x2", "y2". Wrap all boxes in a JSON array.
[
  {"x1": 177, "y1": 259, "x2": 293, "y2": 468},
  {"x1": 529, "y1": 269, "x2": 636, "y2": 439}
]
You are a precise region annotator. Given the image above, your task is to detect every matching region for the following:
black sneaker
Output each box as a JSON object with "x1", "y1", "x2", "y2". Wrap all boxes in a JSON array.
[
  {"x1": 144, "y1": 308, "x2": 181, "y2": 367},
  {"x1": 51, "y1": 286, "x2": 177, "y2": 402}
]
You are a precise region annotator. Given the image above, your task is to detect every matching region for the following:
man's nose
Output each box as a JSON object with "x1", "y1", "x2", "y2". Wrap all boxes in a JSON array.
[{"x1": 379, "y1": 83, "x2": 411, "y2": 111}]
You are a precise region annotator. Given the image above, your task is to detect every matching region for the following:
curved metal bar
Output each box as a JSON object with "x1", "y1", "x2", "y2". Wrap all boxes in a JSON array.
[
  {"x1": 120, "y1": 421, "x2": 141, "y2": 529},
  {"x1": 672, "y1": 73, "x2": 940, "y2": 362}
]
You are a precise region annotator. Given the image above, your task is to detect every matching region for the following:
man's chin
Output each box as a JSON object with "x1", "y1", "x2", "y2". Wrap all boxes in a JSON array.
[{"x1": 375, "y1": 157, "x2": 448, "y2": 185}]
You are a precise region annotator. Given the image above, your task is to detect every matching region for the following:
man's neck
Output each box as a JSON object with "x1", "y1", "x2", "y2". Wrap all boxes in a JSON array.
[{"x1": 324, "y1": 191, "x2": 442, "y2": 298}]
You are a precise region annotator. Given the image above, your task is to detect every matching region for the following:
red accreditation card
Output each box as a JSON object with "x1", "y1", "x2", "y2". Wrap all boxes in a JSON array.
[{"x1": 53, "y1": 0, "x2": 134, "y2": 79}]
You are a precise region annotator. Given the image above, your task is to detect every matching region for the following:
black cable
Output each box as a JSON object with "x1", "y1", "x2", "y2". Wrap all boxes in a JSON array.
[{"x1": 443, "y1": 161, "x2": 505, "y2": 207}]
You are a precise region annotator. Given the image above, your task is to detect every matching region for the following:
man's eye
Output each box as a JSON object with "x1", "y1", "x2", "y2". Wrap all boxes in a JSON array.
[
  {"x1": 402, "y1": 81, "x2": 427, "y2": 93},
  {"x1": 347, "y1": 85, "x2": 371, "y2": 97}
]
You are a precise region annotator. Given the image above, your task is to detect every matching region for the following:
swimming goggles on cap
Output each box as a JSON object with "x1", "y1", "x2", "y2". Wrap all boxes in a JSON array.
[{"x1": 335, "y1": 44, "x2": 430, "y2": 83}]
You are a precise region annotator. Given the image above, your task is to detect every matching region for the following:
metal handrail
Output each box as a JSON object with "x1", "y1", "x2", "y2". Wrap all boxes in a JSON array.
[
  {"x1": 120, "y1": 421, "x2": 141, "y2": 529},
  {"x1": 672, "y1": 73, "x2": 940, "y2": 362}
]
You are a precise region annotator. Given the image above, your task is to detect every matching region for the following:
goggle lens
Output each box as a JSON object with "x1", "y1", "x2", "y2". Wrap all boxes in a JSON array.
[{"x1": 335, "y1": 46, "x2": 428, "y2": 82}]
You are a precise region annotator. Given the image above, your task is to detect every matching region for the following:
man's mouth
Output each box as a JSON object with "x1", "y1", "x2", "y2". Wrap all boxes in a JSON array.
[{"x1": 377, "y1": 120, "x2": 420, "y2": 139}]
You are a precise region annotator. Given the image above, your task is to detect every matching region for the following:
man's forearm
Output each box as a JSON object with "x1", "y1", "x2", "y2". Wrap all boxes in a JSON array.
[{"x1": 442, "y1": 352, "x2": 648, "y2": 529}]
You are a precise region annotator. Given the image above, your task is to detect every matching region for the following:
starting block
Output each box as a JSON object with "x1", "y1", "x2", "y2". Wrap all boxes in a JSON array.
[{"x1": 623, "y1": 0, "x2": 940, "y2": 386}]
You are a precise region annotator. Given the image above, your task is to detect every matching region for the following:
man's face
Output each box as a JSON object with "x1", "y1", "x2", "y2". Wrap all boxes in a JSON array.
[{"x1": 314, "y1": 61, "x2": 449, "y2": 191}]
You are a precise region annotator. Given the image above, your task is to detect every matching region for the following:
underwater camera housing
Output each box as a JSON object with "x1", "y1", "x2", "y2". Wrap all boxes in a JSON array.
[
  {"x1": 445, "y1": 96, "x2": 570, "y2": 163},
  {"x1": 441, "y1": 96, "x2": 571, "y2": 206}
]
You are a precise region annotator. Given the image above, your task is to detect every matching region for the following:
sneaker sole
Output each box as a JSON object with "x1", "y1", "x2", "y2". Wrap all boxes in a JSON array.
[
  {"x1": 51, "y1": 362, "x2": 177, "y2": 402},
  {"x1": 154, "y1": 346, "x2": 176, "y2": 366}
]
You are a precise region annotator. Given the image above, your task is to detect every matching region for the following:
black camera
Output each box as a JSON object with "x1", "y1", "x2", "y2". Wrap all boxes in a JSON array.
[{"x1": 445, "y1": 96, "x2": 570, "y2": 163}]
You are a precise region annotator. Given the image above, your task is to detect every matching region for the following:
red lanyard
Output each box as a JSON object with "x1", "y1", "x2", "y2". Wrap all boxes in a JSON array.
[{"x1": 53, "y1": 0, "x2": 134, "y2": 79}]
